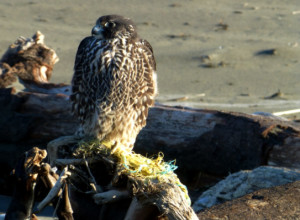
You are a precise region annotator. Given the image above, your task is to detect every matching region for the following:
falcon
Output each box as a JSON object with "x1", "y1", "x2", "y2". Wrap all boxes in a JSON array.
[{"x1": 70, "y1": 15, "x2": 157, "y2": 151}]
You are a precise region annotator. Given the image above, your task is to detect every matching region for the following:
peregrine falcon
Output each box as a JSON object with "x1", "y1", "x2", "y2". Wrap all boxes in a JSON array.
[{"x1": 70, "y1": 15, "x2": 157, "y2": 151}]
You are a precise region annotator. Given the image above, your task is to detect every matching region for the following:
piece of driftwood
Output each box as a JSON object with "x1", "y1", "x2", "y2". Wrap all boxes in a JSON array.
[
  {"x1": 126, "y1": 178, "x2": 198, "y2": 220},
  {"x1": 2, "y1": 86, "x2": 300, "y2": 189},
  {"x1": 53, "y1": 142, "x2": 197, "y2": 220},
  {"x1": 5, "y1": 147, "x2": 47, "y2": 220},
  {"x1": 7, "y1": 145, "x2": 197, "y2": 220},
  {"x1": 0, "y1": 31, "x2": 70, "y2": 94},
  {"x1": 5, "y1": 147, "x2": 74, "y2": 220},
  {"x1": 197, "y1": 180, "x2": 300, "y2": 219},
  {"x1": 93, "y1": 190, "x2": 129, "y2": 205},
  {"x1": 36, "y1": 166, "x2": 70, "y2": 212},
  {"x1": 36, "y1": 163, "x2": 73, "y2": 220}
]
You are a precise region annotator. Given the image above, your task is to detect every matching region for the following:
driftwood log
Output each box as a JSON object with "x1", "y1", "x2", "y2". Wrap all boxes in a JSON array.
[
  {"x1": 2, "y1": 87, "x2": 300, "y2": 189},
  {"x1": 5, "y1": 147, "x2": 73, "y2": 220},
  {"x1": 5, "y1": 145, "x2": 198, "y2": 220},
  {"x1": 5, "y1": 147, "x2": 47, "y2": 220},
  {"x1": 0, "y1": 31, "x2": 69, "y2": 94},
  {"x1": 1, "y1": 32, "x2": 300, "y2": 219}
]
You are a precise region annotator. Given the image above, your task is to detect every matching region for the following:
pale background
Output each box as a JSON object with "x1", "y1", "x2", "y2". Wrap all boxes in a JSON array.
[{"x1": 0, "y1": 0, "x2": 300, "y2": 116}]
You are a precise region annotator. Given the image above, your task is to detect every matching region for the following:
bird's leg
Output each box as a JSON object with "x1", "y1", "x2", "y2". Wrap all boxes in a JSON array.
[
  {"x1": 110, "y1": 142, "x2": 121, "y2": 154},
  {"x1": 106, "y1": 140, "x2": 133, "y2": 155},
  {"x1": 100, "y1": 139, "x2": 119, "y2": 154},
  {"x1": 100, "y1": 139, "x2": 114, "y2": 149}
]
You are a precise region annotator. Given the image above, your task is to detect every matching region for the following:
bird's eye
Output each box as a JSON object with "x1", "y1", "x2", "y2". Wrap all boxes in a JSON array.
[{"x1": 104, "y1": 22, "x2": 116, "y2": 28}]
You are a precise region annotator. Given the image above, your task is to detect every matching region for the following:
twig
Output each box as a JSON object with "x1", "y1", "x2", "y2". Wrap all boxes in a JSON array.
[
  {"x1": 84, "y1": 157, "x2": 103, "y2": 193},
  {"x1": 93, "y1": 189, "x2": 130, "y2": 204},
  {"x1": 39, "y1": 163, "x2": 59, "y2": 189},
  {"x1": 52, "y1": 181, "x2": 66, "y2": 218},
  {"x1": 292, "y1": 10, "x2": 300, "y2": 15},
  {"x1": 36, "y1": 166, "x2": 70, "y2": 212},
  {"x1": 55, "y1": 158, "x2": 88, "y2": 166},
  {"x1": 55, "y1": 156, "x2": 115, "y2": 167},
  {"x1": 47, "y1": 135, "x2": 80, "y2": 165},
  {"x1": 273, "y1": 109, "x2": 300, "y2": 116}
]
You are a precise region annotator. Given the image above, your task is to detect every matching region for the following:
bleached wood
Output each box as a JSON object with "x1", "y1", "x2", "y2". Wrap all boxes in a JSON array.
[{"x1": 36, "y1": 166, "x2": 70, "y2": 212}]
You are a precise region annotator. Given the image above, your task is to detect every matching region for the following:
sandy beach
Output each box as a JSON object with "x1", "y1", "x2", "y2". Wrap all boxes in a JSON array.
[{"x1": 1, "y1": 0, "x2": 300, "y2": 117}]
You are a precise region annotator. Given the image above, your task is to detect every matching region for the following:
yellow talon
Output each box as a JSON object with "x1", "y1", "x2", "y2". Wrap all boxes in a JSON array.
[
  {"x1": 110, "y1": 143, "x2": 120, "y2": 154},
  {"x1": 101, "y1": 140, "x2": 114, "y2": 149}
]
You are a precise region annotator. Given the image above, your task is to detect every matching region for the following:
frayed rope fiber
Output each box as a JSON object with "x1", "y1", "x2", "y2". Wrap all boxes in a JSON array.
[{"x1": 75, "y1": 139, "x2": 191, "y2": 204}]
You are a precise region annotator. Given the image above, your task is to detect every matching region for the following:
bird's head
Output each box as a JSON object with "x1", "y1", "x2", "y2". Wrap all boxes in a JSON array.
[{"x1": 92, "y1": 15, "x2": 137, "y2": 40}]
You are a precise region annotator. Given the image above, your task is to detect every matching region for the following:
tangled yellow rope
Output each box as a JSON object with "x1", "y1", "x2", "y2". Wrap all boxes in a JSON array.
[{"x1": 76, "y1": 139, "x2": 191, "y2": 205}]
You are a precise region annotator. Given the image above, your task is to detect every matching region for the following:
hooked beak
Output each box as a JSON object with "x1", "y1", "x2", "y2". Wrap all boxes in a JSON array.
[{"x1": 91, "y1": 25, "x2": 104, "y2": 38}]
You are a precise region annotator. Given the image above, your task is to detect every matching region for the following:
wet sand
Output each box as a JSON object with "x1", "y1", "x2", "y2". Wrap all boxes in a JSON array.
[{"x1": 0, "y1": 0, "x2": 299, "y2": 117}]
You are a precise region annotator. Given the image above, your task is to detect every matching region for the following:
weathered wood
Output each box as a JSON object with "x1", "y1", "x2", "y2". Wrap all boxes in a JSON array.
[
  {"x1": 126, "y1": 180, "x2": 198, "y2": 220},
  {"x1": 7, "y1": 145, "x2": 197, "y2": 220},
  {"x1": 36, "y1": 166, "x2": 70, "y2": 212},
  {"x1": 93, "y1": 190, "x2": 129, "y2": 205},
  {"x1": 197, "y1": 180, "x2": 300, "y2": 219},
  {"x1": 1, "y1": 87, "x2": 300, "y2": 191},
  {"x1": 0, "y1": 31, "x2": 61, "y2": 90},
  {"x1": 5, "y1": 147, "x2": 47, "y2": 220},
  {"x1": 37, "y1": 164, "x2": 74, "y2": 220},
  {"x1": 136, "y1": 107, "x2": 300, "y2": 188},
  {"x1": 5, "y1": 147, "x2": 74, "y2": 220}
]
